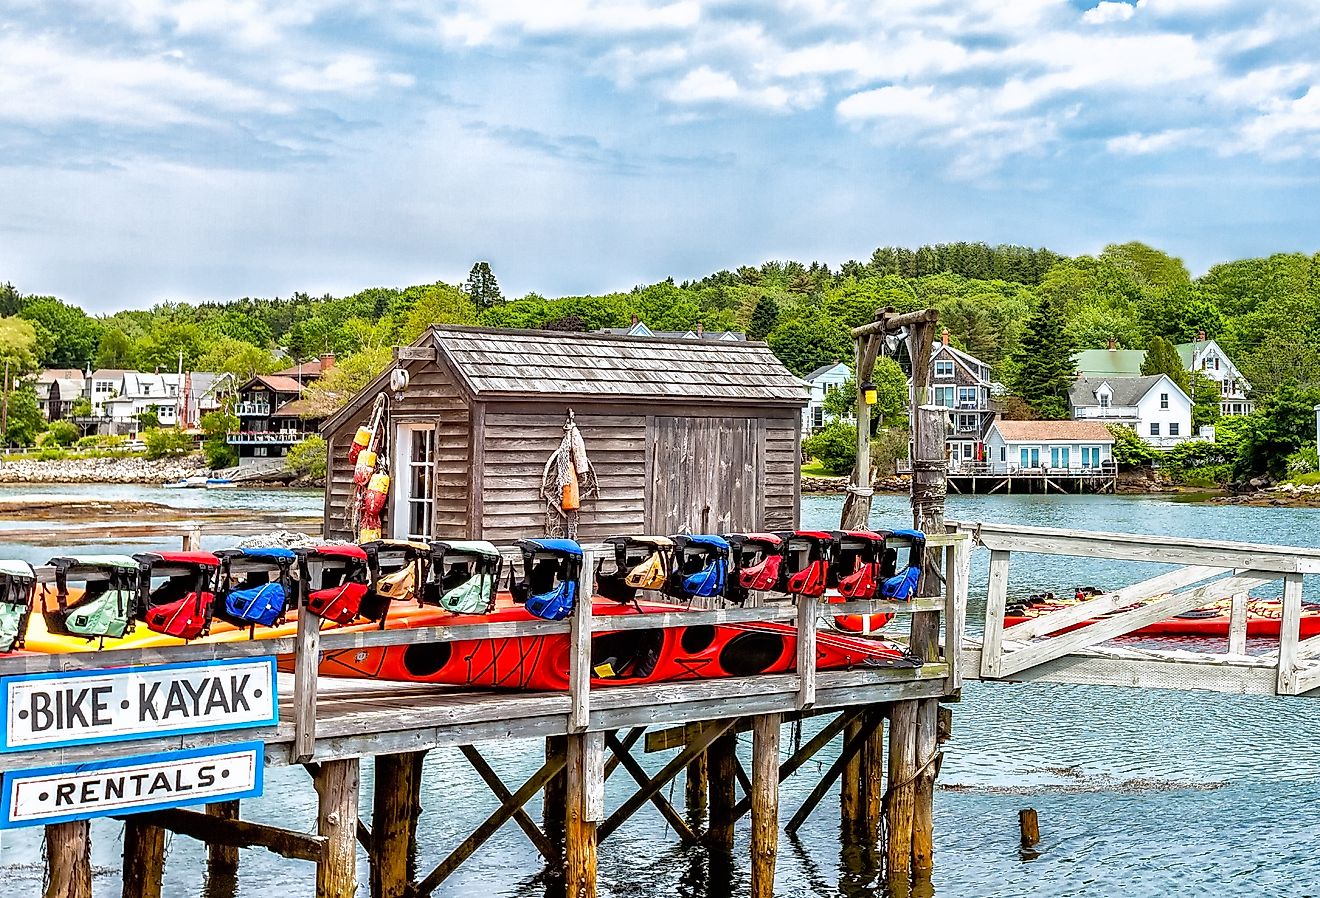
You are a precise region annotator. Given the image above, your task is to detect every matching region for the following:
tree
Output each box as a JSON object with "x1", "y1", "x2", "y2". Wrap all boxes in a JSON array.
[
  {"x1": 399, "y1": 283, "x2": 478, "y2": 342},
  {"x1": 302, "y1": 346, "x2": 392, "y2": 417},
  {"x1": 143, "y1": 427, "x2": 196, "y2": 459},
  {"x1": 1188, "y1": 370, "x2": 1221, "y2": 430},
  {"x1": 44, "y1": 420, "x2": 80, "y2": 447},
  {"x1": 0, "y1": 316, "x2": 39, "y2": 376},
  {"x1": 1139, "y1": 336, "x2": 1188, "y2": 391},
  {"x1": 463, "y1": 262, "x2": 503, "y2": 310},
  {"x1": 1, "y1": 387, "x2": 43, "y2": 446},
  {"x1": 200, "y1": 410, "x2": 239, "y2": 468},
  {"x1": 766, "y1": 314, "x2": 851, "y2": 377},
  {"x1": 71, "y1": 396, "x2": 92, "y2": 418},
  {"x1": 197, "y1": 338, "x2": 279, "y2": 382},
  {"x1": 137, "y1": 409, "x2": 161, "y2": 431},
  {"x1": 95, "y1": 328, "x2": 137, "y2": 369},
  {"x1": 1234, "y1": 385, "x2": 1320, "y2": 480},
  {"x1": 18, "y1": 297, "x2": 102, "y2": 369},
  {"x1": 747, "y1": 295, "x2": 780, "y2": 341},
  {"x1": 802, "y1": 421, "x2": 857, "y2": 475},
  {"x1": 1009, "y1": 295, "x2": 1074, "y2": 419},
  {"x1": 1107, "y1": 424, "x2": 1155, "y2": 468},
  {"x1": 286, "y1": 435, "x2": 328, "y2": 482}
]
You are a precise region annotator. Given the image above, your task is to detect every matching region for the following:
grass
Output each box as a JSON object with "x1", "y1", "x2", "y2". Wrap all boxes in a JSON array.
[
  {"x1": 1287, "y1": 472, "x2": 1320, "y2": 486},
  {"x1": 801, "y1": 459, "x2": 843, "y2": 478}
]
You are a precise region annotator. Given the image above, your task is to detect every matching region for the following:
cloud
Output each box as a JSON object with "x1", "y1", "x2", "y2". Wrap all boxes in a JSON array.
[{"x1": 1083, "y1": 3, "x2": 1136, "y2": 25}]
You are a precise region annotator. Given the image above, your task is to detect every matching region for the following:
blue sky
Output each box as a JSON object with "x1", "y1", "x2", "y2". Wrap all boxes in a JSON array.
[{"x1": 3, "y1": 0, "x2": 1320, "y2": 311}]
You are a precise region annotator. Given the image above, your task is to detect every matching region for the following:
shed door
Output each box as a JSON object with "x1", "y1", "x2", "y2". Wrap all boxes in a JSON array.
[{"x1": 647, "y1": 417, "x2": 761, "y2": 534}]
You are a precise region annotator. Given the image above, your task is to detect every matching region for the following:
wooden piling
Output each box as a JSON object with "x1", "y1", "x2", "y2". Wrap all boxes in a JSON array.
[
  {"x1": 840, "y1": 716, "x2": 864, "y2": 832},
  {"x1": 313, "y1": 758, "x2": 360, "y2": 898},
  {"x1": 371, "y1": 753, "x2": 420, "y2": 898},
  {"x1": 544, "y1": 735, "x2": 568, "y2": 858},
  {"x1": 750, "y1": 713, "x2": 781, "y2": 898},
  {"x1": 862, "y1": 707, "x2": 885, "y2": 844},
  {"x1": 122, "y1": 818, "x2": 167, "y2": 898},
  {"x1": 885, "y1": 700, "x2": 917, "y2": 885},
  {"x1": 912, "y1": 699, "x2": 939, "y2": 875},
  {"x1": 44, "y1": 821, "x2": 91, "y2": 898},
  {"x1": 206, "y1": 802, "x2": 241, "y2": 876},
  {"x1": 565, "y1": 732, "x2": 603, "y2": 898},
  {"x1": 685, "y1": 751, "x2": 709, "y2": 818},
  {"x1": 707, "y1": 727, "x2": 738, "y2": 851},
  {"x1": 1019, "y1": 809, "x2": 1040, "y2": 847}
]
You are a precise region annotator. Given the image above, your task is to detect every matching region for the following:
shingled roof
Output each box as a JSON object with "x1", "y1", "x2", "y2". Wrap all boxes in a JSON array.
[{"x1": 429, "y1": 326, "x2": 806, "y2": 404}]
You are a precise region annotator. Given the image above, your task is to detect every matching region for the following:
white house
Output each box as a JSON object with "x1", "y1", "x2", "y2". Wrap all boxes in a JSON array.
[
  {"x1": 102, "y1": 372, "x2": 183, "y2": 433},
  {"x1": 802, "y1": 361, "x2": 851, "y2": 433},
  {"x1": 984, "y1": 420, "x2": 1115, "y2": 475},
  {"x1": 88, "y1": 368, "x2": 129, "y2": 416},
  {"x1": 1177, "y1": 337, "x2": 1254, "y2": 416},
  {"x1": 1069, "y1": 374, "x2": 1193, "y2": 449}
]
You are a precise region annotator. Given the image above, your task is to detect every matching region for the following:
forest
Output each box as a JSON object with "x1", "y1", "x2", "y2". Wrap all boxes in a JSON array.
[{"x1": 2, "y1": 243, "x2": 1318, "y2": 482}]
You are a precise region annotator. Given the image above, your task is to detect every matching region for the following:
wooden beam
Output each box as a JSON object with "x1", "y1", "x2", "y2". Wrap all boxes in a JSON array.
[
  {"x1": 292, "y1": 578, "x2": 320, "y2": 763},
  {"x1": 121, "y1": 818, "x2": 166, "y2": 898},
  {"x1": 45, "y1": 821, "x2": 91, "y2": 898},
  {"x1": 785, "y1": 710, "x2": 882, "y2": 834},
  {"x1": 912, "y1": 699, "x2": 939, "y2": 874},
  {"x1": 124, "y1": 808, "x2": 326, "y2": 864},
  {"x1": 372, "y1": 753, "x2": 422, "y2": 898},
  {"x1": 851, "y1": 308, "x2": 940, "y2": 338},
  {"x1": 1277, "y1": 573, "x2": 1306, "y2": 695},
  {"x1": 460, "y1": 745, "x2": 558, "y2": 859},
  {"x1": 980, "y1": 550, "x2": 1011, "y2": 679},
  {"x1": 796, "y1": 593, "x2": 818, "y2": 710},
  {"x1": 750, "y1": 713, "x2": 782, "y2": 898},
  {"x1": 886, "y1": 699, "x2": 918, "y2": 885},
  {"x1": 599, "y1": 720, "x2": 733, "y2": 841},
  {"x1": 415, "y1": 753, "x2": 567, "y2": 895},
  {"x1": 568, "y1": 551, "x2": 594, "y2": 732},
  {"x1": 394, "y1": 345, "x2": 435, "y2": 361},
  {"x1": 566, "y1": 731, "x2": 604, "y2": 898},
  {"x1": 604, "y1": 732, "x2": 700, "y2": 843},
  {"x1": 313, "y1": 758, "x2": 360, "y2": 898}
]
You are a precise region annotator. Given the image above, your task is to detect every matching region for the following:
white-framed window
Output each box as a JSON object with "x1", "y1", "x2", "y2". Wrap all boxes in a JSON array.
[
  {"x1": 934, "y1": 360, "x2": 954, "y2": 378},
  {"x1": 1000, "y1": 446, "x2": 1007, "y2": 462},
  {"x1": 1098, "y1": 392, "x2": 1110, "y2": 409},
  {"x1": 1150, "y1": 422, "x2": 1160, "y2": 436},
  {"x1": 1160, "y1": 393, "x2": 1169, "y2": 409},
  {"x1": 961, "y1": 443, "x2": 973, "y2": 459},
  {"x1": 933, "y1": 386, "x2": 955, "y2": 407},
  {"x1": 393, "y1": 424, "x2": 436, "y2": 541},
  {"x1": 812, "y1": 406, "x2": 825, "y2": 429},
  {"x1": 958, "y1": 386, "x2": 977, "y2": 406},
  {"x1": 957, "y1": 413, "x2": 977, "y2": 431},
  {"x1": 1170, "y1": 423, "x2": 1180, "y2": 436}
]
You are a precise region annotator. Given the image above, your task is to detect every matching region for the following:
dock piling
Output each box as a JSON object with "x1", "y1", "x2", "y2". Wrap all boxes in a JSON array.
[
  {"x1": 750, "y1": 713, "x2": 782, "y2": 898},
  {"x1": 44, "y1": 820, "x2": 91, "y2": 898},
  {"x1": 841, "y1": 716, "x2": 864, "y2": 832},
  {"x1": 885, "y1": 700, "x2": 917, "y2": 885},
  {"x1": 371, "y1": 753, "x2": 421, "y2": 898},
  {"x1": 313, "y1": 758, "x2": 360, "y2": 898},
  {"x1": 565, "y1": 732, "x2": 604, "y2": 898},
  {"x1": 121, "y1": 817, "x2": 167, "y2": 898},
  {"x1": 205, "y1": 801, "x2": 241, "y2": 879},
  {"x1": 707, "y1": 726, "x2": 738, "y2": 852}
]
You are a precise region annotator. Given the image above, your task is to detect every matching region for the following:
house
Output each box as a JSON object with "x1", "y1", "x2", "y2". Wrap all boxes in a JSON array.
[
  {"x1": 273, "y1": 355, "x2": 335, "y2": 386},
  {"x1": 187, "y1": 372, "x2": 232, "y2": 427},
  {"x1": 925, "y1": 333, "x2": 995, "y2": 468},
  {"x1": 1069, "y1": 375, "x2": 1193, "y2": 449},
  {"x1": 33, "y1": 369, "x2": 87, "y2": 421},
  {"x1": 596, "y1": 320, "x2": 745, "y2": 342},
  {"x1": 102, "y1": 372, "x2": 183, "y2": 432},
  {"x1": 1073, "y1": 334, "x2": 1253, "y2": 416},
  {"x1": 802, "y1": 361, "x2": 852, "y2": 433},
  {"x1": 320, "y1": 326, "x2": 805, "y2": 542},
  {"x1": 983, "y1": 420, "x2": 1115, "y2": 475},
  {"x1": 226, "y1": 375, "x2": 321, "y2": 464},
  {"x1": 88, "y1": 369, "x2": 129, "y2": 416}
]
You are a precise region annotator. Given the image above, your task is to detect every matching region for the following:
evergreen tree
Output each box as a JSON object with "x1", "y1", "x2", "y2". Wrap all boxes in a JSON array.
[
  {"x1": 1010, "y1": 294, "x2": 1074, "y2": 419},
  {"x1": 747, "y1": 295, "x2": 779, "y2": 341},
  {"x1": 1139, "y1": 336, "x2": 1189, "y2": 391},
  {"x1": 463, "y1": 262, "x2": 503, "y2": 310}
]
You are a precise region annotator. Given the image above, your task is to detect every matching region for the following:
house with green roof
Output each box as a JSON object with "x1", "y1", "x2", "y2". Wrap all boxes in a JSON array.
[{"x1": 1073, "y1": 334, "x2": 1253, "y2": 416}]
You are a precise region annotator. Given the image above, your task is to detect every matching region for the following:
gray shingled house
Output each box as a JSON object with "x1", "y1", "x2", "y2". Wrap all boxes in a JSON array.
[{"x1": 320, "y1": 326, "x2": 807, "y2": 543}]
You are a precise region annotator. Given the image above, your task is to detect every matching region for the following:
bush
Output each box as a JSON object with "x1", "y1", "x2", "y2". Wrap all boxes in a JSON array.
[
  {"x1": 803, "y1": 421, "x2": 857, "y2": 475},
  {"x1": 36, "y1": 448, "x2": 68, "y2": 461},
  {"x1": 143, "y1": 427, "x2": 196, "y2": 460},
  {"x1": 204, "y1": 437, "x2": 238, "y2": 469},
  {"x1": 1107, "y1": 425, "x2": 1155, "y2": 468},
  {"x1": 286, "y1": 435, "x2": 327, "y2": 481},
  {"x1": 1287, "y1": 446, "x2": 1320, "y2": 477},
  {"x1": 44, "y1": 421, "x2": 80, "y2": 447},
  {"x1": 75, "y1": 434, "x2": 128, "y2": 450},
  {"x1": 870, "y1": 426, "x2": 911, "y2": 476}
]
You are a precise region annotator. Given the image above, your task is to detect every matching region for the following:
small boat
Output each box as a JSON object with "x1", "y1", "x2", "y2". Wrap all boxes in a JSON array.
[
  {"x1": 205, "y1": 478, "x2": 236, "y2": 489},
  {"x1": 1005, "y1": 592, "x2": 1320, "y2": 639},
  {"x1": 163, "y1": 475, "x2": 209, "y2": 489}
]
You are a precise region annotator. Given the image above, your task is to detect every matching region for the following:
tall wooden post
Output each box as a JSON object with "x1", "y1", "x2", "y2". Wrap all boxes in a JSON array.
[
  {"x1": 885, "y1": 700, "x2": 917, "y2": 885},
  {"x1": 407, "y1": 752, "x2": 426, "y2": 883},
  {"x1": 750, "y1": 713, "x2": 781, "y2": 898},
  {"x1": 122, "y1": 818, "x2": 167, "y2": 898},
  {"x1": 707, "y1": 728, "x2": 738, "y2": 852},
  {"x1": 371, "y1": 753, "x2": 421, "y2": 898},
  {"x1": 44, "y1": 821, "x2": 91, "y2": 898},
  {"x1": 685, "y1": 752, "x2": 709, "y2": 818},
  {"x1": 544, "y1": 735, "x2": 568, "y2": 858},
  {"x1": 565, "y1": 732, "x2": 603, "y2": 898},
  {"x1": 314, "y1": 758, "x2": 360, "y2": 898},
  {"x1": 205, "y1": 801, "x2": 241, "y2": 879},
  {"x1": 862, "y1": 707, "x2": 885, "y2": 844},
  {"x1": 840, "y1": 716, "x2": 863, "y2": 833}
]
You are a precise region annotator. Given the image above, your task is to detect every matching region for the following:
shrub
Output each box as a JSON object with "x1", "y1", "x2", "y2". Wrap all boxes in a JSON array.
[
  {"x1": 1287, "y1": 446, "x2": 1320, "y2": 477},
  {"x1": 36, "y1": 448, "x2": 68, "y2": 461},
  {"x1": 45, "y1": 421, "x2": 80, "y2": 447},
  {"x1": 1107, "y1": 425, "x2": 1155, "y2": 468},
  {"x1": 286, "y1": 435, "x2": 327, "y2": 481},
  {"x1": 803, "y1": 421, "x2": 857, "y2": 476},
  {"x1": 870, "y1": 426, "x2": 911, "y2": 476},
  {"x1": 204, "y1": 437, "x2": 238, "y2": 469},
  {"x1": 143, "y1": 427, "x2": 196, "y2": 459}
]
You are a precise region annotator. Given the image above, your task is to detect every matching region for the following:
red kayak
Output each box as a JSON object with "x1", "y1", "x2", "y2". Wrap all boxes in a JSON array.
[
  {"x1": 314, "y1": 595, "x2": 919, "y2": 690},
  {"x1": 1005, "y1": 597, "x2": 1320, "y2": 639}
]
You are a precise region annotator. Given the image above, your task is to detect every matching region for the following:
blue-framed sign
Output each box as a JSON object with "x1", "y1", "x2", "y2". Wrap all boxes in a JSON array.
[
  {"x1": 0, "y1": 741, "x2": 265, "y2": 829},
  {"x1": 1, "y1": 657, "x2": 278, "y2": 753}
]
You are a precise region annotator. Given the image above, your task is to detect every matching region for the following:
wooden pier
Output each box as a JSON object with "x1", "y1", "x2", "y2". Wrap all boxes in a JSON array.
[{"x1": 4, "y1": 534, "x2": 969, "y2": 898}]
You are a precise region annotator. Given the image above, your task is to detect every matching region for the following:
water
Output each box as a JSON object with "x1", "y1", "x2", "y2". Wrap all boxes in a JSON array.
[{"x1": 2, "y1": 489, "x2": 1319, "y2": 896}]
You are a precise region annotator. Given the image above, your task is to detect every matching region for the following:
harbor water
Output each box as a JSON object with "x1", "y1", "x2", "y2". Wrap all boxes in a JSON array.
[{"x1": 1, "y1": 486, "x2": 1318, "y2": 896}]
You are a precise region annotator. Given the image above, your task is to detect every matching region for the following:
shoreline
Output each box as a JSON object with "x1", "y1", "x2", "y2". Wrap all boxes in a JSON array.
[{"x1": 0, "y1": 455, "x2": 325, "y2": 488}]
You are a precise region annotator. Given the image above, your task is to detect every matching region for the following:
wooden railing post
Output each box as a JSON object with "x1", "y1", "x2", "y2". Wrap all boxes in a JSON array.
[
  {"x1": 1278, "y1": 573, "x2": 1305, "y2": 695},
  {"x1": 981, "y1": 550, "x2": 1012, "y2": 679},
  {"x1": 568, "y1": 550, "x2": 594, "y2": 733},
  {"x1": 1228, "y1": 591, "x2": 1249, "y2": 655},
  {"x1": 795, "y1": 592, "x2": 818, "y2": 710},
  {"x1": 292, "y1": 570, "x2": 320, "y2": 763}
]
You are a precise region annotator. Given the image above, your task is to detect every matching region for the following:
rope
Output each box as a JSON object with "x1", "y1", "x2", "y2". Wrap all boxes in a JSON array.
[{"x1": 881, "y1": 749, "x2": 944, "y2": 809}]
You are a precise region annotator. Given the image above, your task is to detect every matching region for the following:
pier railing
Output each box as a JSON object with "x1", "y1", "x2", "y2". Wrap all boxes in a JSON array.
[
  {"x1": 0, "y1": 531, "x2": 969, "y2": 768},
  {"x1": 957, "y1": 521, "x2": 1320, "y2": 696}
]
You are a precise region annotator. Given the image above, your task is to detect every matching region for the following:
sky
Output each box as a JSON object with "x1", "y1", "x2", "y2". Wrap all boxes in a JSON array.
[{"x1": 3, "y1": 0, "x2": 1320, "y2": 312}]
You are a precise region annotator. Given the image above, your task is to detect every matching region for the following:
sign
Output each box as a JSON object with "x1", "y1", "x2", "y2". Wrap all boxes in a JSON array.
[
  {"x1": 1, "y1": 657, "x2": 277, "y2": 753},
  {"x1": 0, "y1": 741, "x2": 264, "y2": 828}
]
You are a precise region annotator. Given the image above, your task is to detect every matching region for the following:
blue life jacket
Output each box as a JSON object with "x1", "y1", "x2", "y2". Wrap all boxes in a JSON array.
[
  {"x1": 224, "y1": 581, "x2": 287, "y2": 627},
  {"x1": 511, "y1": 539, "x2": 582, "y2": 621}
]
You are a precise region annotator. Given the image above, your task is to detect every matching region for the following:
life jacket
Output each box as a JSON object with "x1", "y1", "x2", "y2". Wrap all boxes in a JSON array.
[
  {"x1": 726, "y1": 533, "x2": 784, "y2": 605},
  {"x1": 596, "y1": 536, "x2": 672, "y2": 604},
  {"x1": 830, "y1": 531, "x2": 890, "y2": 600},
  {"x1": 667, "y1": 535, "x2": 730, "y2": 600},
  {"x1": 135, "y1": 551, "x2": 220, "y2": 640},
  {"x1": 878, "y1": 529, "x2": 926, "y2": 601},
  {"x1": 0, "y1": 560, "x2": 36, "y2": 653},
  {"x1": 298, "y1": 544, "x2": 371, "y2": 625},
  {"x1": 426, "y1": 541, "x2": 502, "y2": 615},
  {"x1": 775, "y1": 531, "x2": 835, "y2": 598},
  {"x1": 215, "y1": 548, "x2": 295, "y2": 628},
  {"x1": 44, "y1": 555, "x2": 139, "y2": 640},
  {"x1": 361, "y1": 540, "x2": 431, "y2": 623},
  {"x1": 510, "y1": 539, "x2": 582, "y2": 621}
]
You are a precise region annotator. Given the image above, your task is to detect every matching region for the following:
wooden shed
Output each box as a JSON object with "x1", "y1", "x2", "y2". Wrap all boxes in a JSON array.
[{"x1": 320, "y1": 326, "x2": 807, "y2": 543}]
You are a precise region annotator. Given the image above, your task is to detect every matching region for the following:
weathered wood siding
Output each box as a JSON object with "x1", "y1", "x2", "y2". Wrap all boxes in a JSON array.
[
  {"x1": 763, "y1": 411, "x2": 800, "y2": 531},
  {"x1": 323, "y1": 359, "x2": 470, "y2": 541},
  {"x1": 477, "y1": 410, "x2": 647, "y2": 542},
  {"x1": 646, "y1": 417, "x2": 762, "y2": 534}
]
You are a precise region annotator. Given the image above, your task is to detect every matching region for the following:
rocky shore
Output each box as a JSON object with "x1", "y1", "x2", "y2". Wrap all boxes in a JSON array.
[
  {"x1": 1212, "y1": 481, "x2": 1320, "y2": 508},
  {"x1": 800, "y1": 474, "x2": 910, "y2": 494},
  {"x1": 0, "y1": 455, "x2": 209, "y2": 484}
]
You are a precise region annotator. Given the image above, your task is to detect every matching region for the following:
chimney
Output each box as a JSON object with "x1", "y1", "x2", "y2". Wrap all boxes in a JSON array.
[
  {"x1": 697, "y1": 322, "x2": 704, "y2": 337},
  {"x1": 1107, "y1": 337, "x2": 1116, "y2": 351},
  {"x1": 941, "y1": 328, "x2": 950, "y2": 346},
  {"x1": 319, "y1": 353, "x2": 336, "y2": 371},
  {"x1": 1196, "y1": 330, "x2": 1206, "y2": 341},
  {"x1": 630, "y1": 314, "x2": 639, "y2": 326}
]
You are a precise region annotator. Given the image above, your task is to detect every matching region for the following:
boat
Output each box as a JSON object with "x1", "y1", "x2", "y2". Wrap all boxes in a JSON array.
[
  {"x1": 1004, "y1": 592, "x2": 1320, "y2": 639},
  {"x1": 205, "y1": 478, "x2": 237, "y2": 489},
  {"x1": 163, "y1": 475, "x2": 210, "y2": 489}
]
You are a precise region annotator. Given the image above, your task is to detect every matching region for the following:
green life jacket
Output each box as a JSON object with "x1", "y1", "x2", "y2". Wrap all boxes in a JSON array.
[
  {"x1": 429, "y1": 541, "x2": 502, "y2": 615},
  {"x1": 47, "y1": 555, "x2": 139, "y2": 640},
  {"x1": 0, "y1": 560, "x2": 36, "y2": 653}
]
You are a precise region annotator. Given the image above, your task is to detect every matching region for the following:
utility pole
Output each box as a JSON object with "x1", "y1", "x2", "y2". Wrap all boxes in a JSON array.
[{"x1": 2, "y1": 360, "x2": 9, "y2": 446}]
